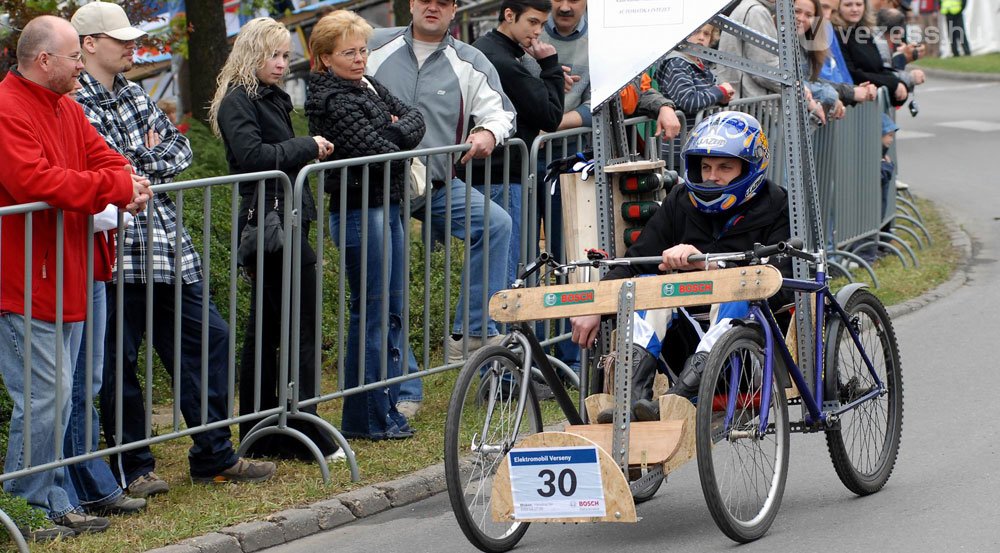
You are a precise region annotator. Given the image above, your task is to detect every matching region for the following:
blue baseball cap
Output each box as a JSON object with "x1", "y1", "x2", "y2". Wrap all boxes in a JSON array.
[{"x1": 881, "y1": 114, "x2": 899, "y2": 135}]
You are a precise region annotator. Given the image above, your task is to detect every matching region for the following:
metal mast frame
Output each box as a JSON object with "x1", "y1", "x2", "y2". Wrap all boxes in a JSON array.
[{"x1": 591, "y1": 0, "x2": 825, "y2": 468}]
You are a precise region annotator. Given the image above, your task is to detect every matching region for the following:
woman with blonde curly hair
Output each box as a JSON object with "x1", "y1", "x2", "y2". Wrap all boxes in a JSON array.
[
  {"x1": 305, "y1": 10, "x2": 424, "y2": 440},
  {"x1": 208, "y1": 17, "x2": 342, "y2": 462}
]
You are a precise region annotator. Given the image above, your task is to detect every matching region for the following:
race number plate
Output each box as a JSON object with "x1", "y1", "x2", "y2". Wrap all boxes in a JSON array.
[{"x1": 508, "y1": 446, "x2": 606, "y2": 519}]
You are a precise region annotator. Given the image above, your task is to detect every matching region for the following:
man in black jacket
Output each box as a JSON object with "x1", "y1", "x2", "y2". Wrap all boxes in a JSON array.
[
  {"x1": 471, "y1": 0, "x2": 565, "y2": 286},
  {"x1": 570, "y1": 111, "x2": 790, "y2": 422}
]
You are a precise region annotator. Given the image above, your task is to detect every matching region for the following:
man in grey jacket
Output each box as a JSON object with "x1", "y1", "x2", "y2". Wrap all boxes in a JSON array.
[
  {"x1": 367, "y1": 0, "x2": 517, "y2": 417},
  {"x1": 716, "y1": 0, "x2": 783, "y2": 100}
]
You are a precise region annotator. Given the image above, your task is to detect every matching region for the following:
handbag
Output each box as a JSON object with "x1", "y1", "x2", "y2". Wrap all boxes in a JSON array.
[
  {"x1": 409, "y1": 156, "x2": 427, "y2": 197},
  {"x1": 237, "y1": 179, "x2": 284, "y2": 267}
]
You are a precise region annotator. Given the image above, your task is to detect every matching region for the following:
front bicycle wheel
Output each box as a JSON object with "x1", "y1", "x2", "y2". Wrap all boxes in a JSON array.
[
  {"x1": 696, "y1": 326, "x2": 789, "y2": 543},
  {"x1": 824, "y1": 289, "x2": 903, "y2": 495},
  {"x1": 444, "y1": 345, "x2": 542, "y2": 553}
]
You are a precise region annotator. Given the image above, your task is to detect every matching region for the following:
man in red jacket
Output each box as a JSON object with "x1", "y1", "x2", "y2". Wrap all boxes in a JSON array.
[{"x1": 0, "y1": 15, "x2": 150, "y2": 541}]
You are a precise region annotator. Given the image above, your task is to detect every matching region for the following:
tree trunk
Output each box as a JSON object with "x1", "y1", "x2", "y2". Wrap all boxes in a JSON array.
[
  {"x1": 186, "y1": 0, "x2": 227, "y2": 123},
  {"x1": 393, "y1": 0, "x2": 411, "y2": 26}
]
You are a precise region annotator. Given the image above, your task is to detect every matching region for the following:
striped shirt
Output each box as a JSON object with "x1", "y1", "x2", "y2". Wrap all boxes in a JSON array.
[
  {"x1": 654, "y1": 54, "x2": 726, "y2": 118},
  {"x1": 76, "y1": 72, "x2": 200, "y2": 285}
]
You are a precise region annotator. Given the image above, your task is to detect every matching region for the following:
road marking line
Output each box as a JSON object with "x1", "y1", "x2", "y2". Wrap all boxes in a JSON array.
[
  {"x1": 895, "y1": 130, "x2": 935, "y2": 140},
  {"x1": 936, "y1": 120, "x2": 1000, "y2": 132}
]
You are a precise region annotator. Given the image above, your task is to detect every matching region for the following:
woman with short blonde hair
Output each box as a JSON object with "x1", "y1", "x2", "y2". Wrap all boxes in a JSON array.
[{"x1": 305, "y1": 10, "x2": 425, "y2": 440}]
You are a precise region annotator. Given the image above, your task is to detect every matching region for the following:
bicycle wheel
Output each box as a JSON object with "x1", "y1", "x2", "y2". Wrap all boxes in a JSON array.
[
  {"x1": 824, "y1": 289, "x2": 903, "y2": 495},
  {"x1": 696, "y1": 326, "x2": 789, "y2": 543},
  {"x1": 444, "y1": 345, "x2": 542, "y2": 553}
]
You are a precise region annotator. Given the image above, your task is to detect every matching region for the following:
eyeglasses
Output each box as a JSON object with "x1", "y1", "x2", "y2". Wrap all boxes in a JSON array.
[
  {"x1": 45, "y1": 51, "x2": 84, "y2": 62},
  {"x1": 335, "y1": 47, "x2": 369, "y2": 59}
]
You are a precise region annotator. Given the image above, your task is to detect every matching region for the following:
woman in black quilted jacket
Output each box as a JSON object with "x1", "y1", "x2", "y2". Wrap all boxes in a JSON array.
[
  {"x1": 305, "y1": 10, "x2": 425, "y2": 441},
  {"x1": 832, "y1": 0, "x2": 909, "y2": 106}
]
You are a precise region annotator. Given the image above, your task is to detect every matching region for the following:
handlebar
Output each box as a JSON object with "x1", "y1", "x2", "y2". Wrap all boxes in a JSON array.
[{"x1": 517, "y1": 238, "x2": 815, "y2": 282}]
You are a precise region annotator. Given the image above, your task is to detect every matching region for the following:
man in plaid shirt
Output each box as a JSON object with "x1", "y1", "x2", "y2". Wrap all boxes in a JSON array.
[{"x1": 71, "y1": 2, "x2": 275, "y2": 495}]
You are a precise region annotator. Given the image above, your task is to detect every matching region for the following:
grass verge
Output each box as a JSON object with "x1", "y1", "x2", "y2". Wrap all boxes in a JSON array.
[{"x1": 914, "y1": 52, "x2": 1000, "y2": 74}]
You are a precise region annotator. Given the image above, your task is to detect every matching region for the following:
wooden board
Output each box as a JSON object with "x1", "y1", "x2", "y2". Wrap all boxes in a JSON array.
[
  {"x1": 559, "y1": 173, "x2": 601, "y2": 284},
  {"x1": 490, "y1": 265, "x2": 783, "y2": 323},
  {"x1": 491, "y1": 432, "x2": 637, "y2": 523},
  {"x1": 584, "y1": 393, "x2": 615, "y2": 422},
  {"x1": 564, "y1": 421, "x2": 685, "y2": 466},
  {"x1": 579, "y1": 393, "x2": 695, "y2": 475},
  {"x1": 658, "y1": 395, "x2": 697, "y2": 474},
  {"x1": 603, "y1": 159, "x2": 666, "y2": 173}
]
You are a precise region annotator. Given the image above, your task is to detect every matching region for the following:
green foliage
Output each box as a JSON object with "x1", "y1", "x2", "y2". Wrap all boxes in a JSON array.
[
  {"x1": 0, "y1": 1, "x2": 164, "y2": 79},
  {"x1": 914, "y1": 52, "x2": 1000, "y2": 74},
  {"x1": 0, "y1": 492, "x2": 48, "y2": 542}
]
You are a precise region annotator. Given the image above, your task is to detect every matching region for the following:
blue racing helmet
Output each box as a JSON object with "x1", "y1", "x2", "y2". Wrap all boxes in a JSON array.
[{"x1": 682, "y1": 111, "x2": 770, "y2": 214}]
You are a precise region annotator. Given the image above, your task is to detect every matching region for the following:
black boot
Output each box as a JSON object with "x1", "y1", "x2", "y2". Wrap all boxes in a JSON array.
[
  {"x1": 634, "y1": 351, "x2": 708, "y2": 421},
  {"x1": 668, "y1": 351, "x2": 710, "y2": 399},
  {"x1": 596, "y1": 344, "x2": 658, "y2": 423}
]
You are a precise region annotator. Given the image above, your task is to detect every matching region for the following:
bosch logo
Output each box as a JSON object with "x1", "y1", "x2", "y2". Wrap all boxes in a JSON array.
[
  {"x1": 544, "y1": 293, "x2": 557, "y2": 307},
  {"x1": 678, "y1": 283, "x2": 712, "y2": 294},
  {"x1": 560, "y1": 291, "x2": 594, "y2": 303}
]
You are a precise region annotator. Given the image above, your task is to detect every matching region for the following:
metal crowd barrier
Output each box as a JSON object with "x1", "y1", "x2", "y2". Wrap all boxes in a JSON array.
[
  {"x1": 0, "y1": 171, "x2": 353, "y2": 549},
  {"x1": 284, "y1": 140, "x2": 529, "y2": 472},
  {"x1": 713, "y1": 91, "x2": 924, "y2": 282}
]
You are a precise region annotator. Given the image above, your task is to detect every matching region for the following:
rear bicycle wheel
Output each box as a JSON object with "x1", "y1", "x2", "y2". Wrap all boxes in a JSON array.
[
  {"x1": 824, "y1": 290, "x2": 903, "y2": 495},
  {"x1": 696, "y1": 326, "x2": 789, "y2": 543},
  {"x1": 444, "y1": 345, "x2": 542, "y2": 553}
]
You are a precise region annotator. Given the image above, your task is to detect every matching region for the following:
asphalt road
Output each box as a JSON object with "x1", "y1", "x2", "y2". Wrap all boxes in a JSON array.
[{"x1": 264, "y1": 76, "x2": 1000, "y2": 552}]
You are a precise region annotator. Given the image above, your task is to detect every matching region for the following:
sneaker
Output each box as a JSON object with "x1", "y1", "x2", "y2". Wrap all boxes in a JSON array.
[
  {"x1": 89, "y1": 494, "x2": 147, "y2": 516},
  {"x1": 126, "y1": 472, "x2": 169, "y2": 499},
  {"x1": 51, "y1": 511, "x2": 110, "y2": 534},
  {"x1": 326, "y1": 449, "x2": 348, "y2": 463},
  {"x1": 531, "y1": 379, "x2": 556, "y2": 401},
  {"x1": 396, "y1": 400, "x2": 422, "y2": 419},
  {"x1": 446, "y1": 335, "x2": 504, "y2": 364},
  {"x1": 192, "y1": 458, "x2": 276, "y2": 484},
  {"x1": 19, "y1": 521, "x2": 75, "y2": 541}
]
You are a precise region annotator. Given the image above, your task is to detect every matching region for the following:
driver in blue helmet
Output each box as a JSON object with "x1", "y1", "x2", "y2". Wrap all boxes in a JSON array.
[{"x1": 570, "y1": 111, "x2": 791, "y2": 422}]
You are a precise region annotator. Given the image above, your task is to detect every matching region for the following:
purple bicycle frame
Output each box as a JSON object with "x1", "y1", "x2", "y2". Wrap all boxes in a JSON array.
[{"x1": 731, "y1": 266, "x2": 887, "y2": 437}]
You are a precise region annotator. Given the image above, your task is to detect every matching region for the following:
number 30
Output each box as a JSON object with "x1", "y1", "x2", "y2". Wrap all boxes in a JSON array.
[{"x1": 537, "y1": 468, "x2": 577, "y2": 497}]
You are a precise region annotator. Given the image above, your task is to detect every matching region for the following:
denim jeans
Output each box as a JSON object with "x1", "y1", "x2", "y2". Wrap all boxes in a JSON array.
[
  {"x1": 535, "y1": 159, "x2": 580, "y2": 371},
  {"x1": 399, "y1": 179, "x2": 513, "y2": 403},
  {"x1": 475, "y1": 182, "x2": 521, "y2": 287},
  {"x1": 0, "y1": 314, "x2": 80, "y2": 518},
  {"x1": 417, "y1": 178, "x2": 512, "y2": 338},
  {"x1": 64, "y1": 283, "x2": 124, "y2": 507},
  {"x1": 102, "y1": 279, "x2": 238, "y2": 484},
  {"x1": 330, "y1": 204, "x2": 410, "y2": 439}
]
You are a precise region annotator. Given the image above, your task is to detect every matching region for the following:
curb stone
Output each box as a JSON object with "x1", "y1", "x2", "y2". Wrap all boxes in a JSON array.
[
  {"x1": 178, "y1": 532, "x2": 241, "y2": 553},
  {"x1": 219, "y1": 521, "x2": 285, "y2": 552},
  {"x1": 146, "y1": 207, "x2": 973, "y2": 553}
]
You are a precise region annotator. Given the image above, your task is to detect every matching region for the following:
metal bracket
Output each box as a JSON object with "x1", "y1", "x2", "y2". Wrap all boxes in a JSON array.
[
  {"x1": 709, "y1": 14, "x2": 780, "y2": 55},
  {"x1": 674, "y1": 43, "x2": 793, "y2": 86},
  {"x1": 611, "y1": 281, "x2": 636, "y2": 474}
]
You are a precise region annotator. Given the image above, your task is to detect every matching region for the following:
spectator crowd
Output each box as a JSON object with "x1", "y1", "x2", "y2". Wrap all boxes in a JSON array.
[{"x1": 0, "y1": 0, "x2": 932, "y2": 542}]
